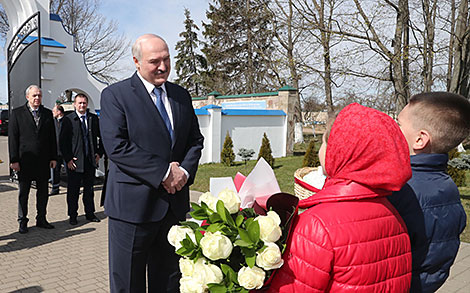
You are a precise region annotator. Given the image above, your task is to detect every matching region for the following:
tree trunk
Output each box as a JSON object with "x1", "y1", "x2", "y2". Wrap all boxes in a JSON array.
[{"x1": 449, "y1": 0, "x2": 470, "y2": 97}]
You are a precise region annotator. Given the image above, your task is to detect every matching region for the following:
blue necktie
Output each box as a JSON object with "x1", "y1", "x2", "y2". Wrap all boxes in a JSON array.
[
  {"x1": 153, "y1": 87, "x2": 174, "y2": 142},
  {"x1": 81, "y1": 115, "x2": 90, "y2": 157}
]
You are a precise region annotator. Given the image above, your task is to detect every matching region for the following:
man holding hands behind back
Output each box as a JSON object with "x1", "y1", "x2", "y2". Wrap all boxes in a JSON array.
[
  {"x1": 100, "y1": 34, "x2": 204, "y2": 292},
  {"x1": 60, "y1": 94, "x2": 103, "y2": 225},
  {"x1": 9, "y1": 85, "x2": 57, "y2": 234}
]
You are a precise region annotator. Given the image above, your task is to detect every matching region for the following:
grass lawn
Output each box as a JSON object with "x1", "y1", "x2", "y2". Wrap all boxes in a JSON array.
[
  {"x1": 459, "y1": 187, "x2": 470, "y2": 243},
  {"x1": 192, "y1": 151, "x2": 470, "y2": 243}
]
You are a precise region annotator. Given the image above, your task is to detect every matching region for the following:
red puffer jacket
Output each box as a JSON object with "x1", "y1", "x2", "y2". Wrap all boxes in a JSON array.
[{"x1": 267, "y1": 103, "x2": 412, "y2": 292}]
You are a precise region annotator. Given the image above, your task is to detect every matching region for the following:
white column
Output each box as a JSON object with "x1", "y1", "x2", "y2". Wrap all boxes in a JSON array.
[{"x1": 207, "y1": 105, "x2": 222, "y2": 163}]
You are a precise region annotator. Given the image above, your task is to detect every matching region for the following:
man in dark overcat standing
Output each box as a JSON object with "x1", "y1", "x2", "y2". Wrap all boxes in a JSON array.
[
  {"x1": 9, "y1": 85, "x2": 57, "y2": 234},
  {"x1": 100, "y1": 34, "x2": 204, "y2": 292}
]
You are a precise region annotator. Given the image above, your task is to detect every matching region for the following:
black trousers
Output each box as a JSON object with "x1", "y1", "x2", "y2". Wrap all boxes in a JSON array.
[
  {"x1": 18, "y1": 178, "x2": 49, "y2": 223},
  {"x1": 51, "y1": 158, "x2": 64, "y2": 191},
  {"x1": 66, "y1": 160, "x2": 96, "y2": 218},
  {"x1": 108, "y1": 209, "x2": 182, "y2": 293}
]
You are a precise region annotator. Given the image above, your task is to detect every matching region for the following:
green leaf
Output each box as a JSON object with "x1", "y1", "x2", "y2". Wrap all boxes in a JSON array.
[
  {"x1": 206, "y1": 223, "x2": 226, "y2": 233},
  {"x1": 234, "y1": 239, "x2": 251, "y2": 247},
  {"x1": 208, "y1": 284, "x2": 227, "y2": 293},
  {"x1": 238, "y1": 228, "x2": 252, "y2": 244},
  {"x1": 191, "y1": 208, "x2": 209, "y2": 220},
  {"x1": 245, "y1": 254, "x2": 256, "y2": 267},
  {"x1": 179, "y1": 221, "x2": 200, "y2": 230},
  {"x1": 190, "y1": 202, "x2": 202, "y2": 211},
  {"x1": 235, "y1": 214, "x2": 244, "y2": 227},
  {"x1": 216, "y1": 200, "x2": 236, "y2": 227},
  {"x1": 247, "y1": 220, "x2": 260, "y2": 243},
  {"x1": 195, "y1": 229, "x2": 204, "y2": 244},
  {"x1": 217, "y1": 200, "x2": 228, "y2": 222},
  {"x1": 221, "y1": 263, "x2": 238, "y2": 284},
  {"x1": 209, "y1": 213, "x2": 223, "y2": 223}
]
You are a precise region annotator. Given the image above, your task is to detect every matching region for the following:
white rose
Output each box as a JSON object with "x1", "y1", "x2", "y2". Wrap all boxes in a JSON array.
[
  {"x1": 167, "y1": 225, "x2": 196, "y2": 250},
  {"x1": 217, "y1": 188, "x2": 241, "y2": 214},
  {"x1": 194, "y1": 258, "x2": 223, "y2": 285},
  {"x1": 198, "y1": 192, "x2": 218, "y2": 211},
  {"x1": 237, "y1": 266, "x2": 266, "y2": 290},
  {"x1": 179, "y1": 258, "x2": 223, "y2": 292},
  {"x1": 256, "y1": 242, "x2": 284, "y2": 270},
  {"x1": 180, "y1": 276, "x2": 205, "y2": 293},
  {"x1": 255, "y1": 211, "x2": 282, "y2": 243},
  {"x1": 200, "y1": 231, "x2": 233, "y2": 260},
  {"x1": 179, "y1": 257, "x2": 195, "y2": 277}
]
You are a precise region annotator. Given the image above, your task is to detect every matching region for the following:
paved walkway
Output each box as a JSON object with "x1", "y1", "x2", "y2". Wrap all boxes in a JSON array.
[{"x1": 0, "y1": 136, "x2": 469, "y2": 292}]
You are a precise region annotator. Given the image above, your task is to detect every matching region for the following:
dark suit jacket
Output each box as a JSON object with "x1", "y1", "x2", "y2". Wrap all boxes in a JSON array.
[
  {"x1": 60, "y1": 111, "x2": 104, "y2": 173},
  {"x1": 100, "y1": 73, "x2": 204, "y2": 223},
  {"x1": 8, "y1": 103, "x2": 57, "y2": 180},
  {"x1": 54, "y1": 117, "x2": 64, "y2": 157}
]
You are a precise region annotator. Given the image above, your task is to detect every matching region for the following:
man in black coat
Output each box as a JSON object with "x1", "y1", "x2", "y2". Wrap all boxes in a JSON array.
[
  {"x1": 50, "y1": 104, "x2": 65, "y2": 195},
  {"x1": 100, "y1": 34, "x2": 204, "y2": 292},
  {"x1": 60, "y1": 93, "x2": 103, "y2": 225},
  {"x1": 8, "y1": 85, "x2": 57, "y2": 234}
]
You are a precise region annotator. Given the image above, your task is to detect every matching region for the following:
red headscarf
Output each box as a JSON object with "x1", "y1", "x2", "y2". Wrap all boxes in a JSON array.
[{"x1": 299, "y1": 103, "x2": 411, "y2": 208}]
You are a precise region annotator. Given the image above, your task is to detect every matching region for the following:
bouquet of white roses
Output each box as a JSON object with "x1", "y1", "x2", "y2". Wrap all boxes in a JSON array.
[{"x1": 168, "y1": 188, "x2": 298, "y2": 293}]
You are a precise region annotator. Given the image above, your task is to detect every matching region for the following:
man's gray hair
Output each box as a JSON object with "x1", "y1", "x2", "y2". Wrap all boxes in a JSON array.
[
  {"x1": 132, "y1": 34, "x2": 167, "y2": 61},
  {"x1": 25, "y1": 85, "x2": 41, "y2": 97}
]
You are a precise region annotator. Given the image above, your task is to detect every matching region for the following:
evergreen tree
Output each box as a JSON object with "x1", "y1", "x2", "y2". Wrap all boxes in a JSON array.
[
  {"x1": 221, "y1": 132, "x2": 235, "y2": 166},
  {"x1": 258, "y1": 133, "x2": 275, "y2": 167},
  {"x1": 302, "y1": 139, "x2": 320, "y2": 167},
  {"x1": 174, "y1": 8, "x2": 208, "y2": 96},
  {"x1": 202, "y1": 0, "x2": 276, "y2": 94}
]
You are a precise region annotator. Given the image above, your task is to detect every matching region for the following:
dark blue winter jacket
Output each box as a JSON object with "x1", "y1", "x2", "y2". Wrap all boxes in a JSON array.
[{"x1": 389, "y1": 153, "x2": 467, "y2": 293}]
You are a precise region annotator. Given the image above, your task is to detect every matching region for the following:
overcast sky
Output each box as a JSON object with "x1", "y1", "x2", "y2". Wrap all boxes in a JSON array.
[{"x1": 0, "y1": 0, "x2": 210, "y2": 103}]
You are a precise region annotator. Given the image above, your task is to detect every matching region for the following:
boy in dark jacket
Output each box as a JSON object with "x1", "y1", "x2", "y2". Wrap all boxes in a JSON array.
[{"x1": 389, "y1": 92, "x2": 470, "y2": 292}]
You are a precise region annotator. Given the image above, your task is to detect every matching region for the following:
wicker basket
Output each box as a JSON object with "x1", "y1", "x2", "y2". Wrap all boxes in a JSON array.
[{"x1": 294, "y1": 167, "x2": 321, "y2": 200}]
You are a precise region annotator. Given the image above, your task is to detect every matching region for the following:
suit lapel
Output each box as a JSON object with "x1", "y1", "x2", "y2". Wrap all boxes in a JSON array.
[
  {"x1": 130, "y1": 73, "x2": 173, "y2": 144},
  {"x1": 37, "y1": 105, "x2": 46, "y2": 130},
  {"x1": 165, "y1": 83, "x2": 180, "y2": 147}
]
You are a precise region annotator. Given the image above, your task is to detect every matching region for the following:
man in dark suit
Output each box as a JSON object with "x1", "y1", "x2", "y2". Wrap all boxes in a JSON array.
[
  {"x1": 50, "y1": 104, "x2": 65, "y2": 195},
  {"x1": 60, "y1": 93, "x2": 103, "y2": 225},
  {"x1": 8, "y1": 85, "x2": 57, "y2": 234},
  {"x1": 100, "y1": 34, "x2": 204, "y2": 292}
]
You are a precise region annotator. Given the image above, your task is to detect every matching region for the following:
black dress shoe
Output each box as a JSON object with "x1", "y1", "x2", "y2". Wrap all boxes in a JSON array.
[
  {"x1": 69, "y1": 217, "x2": 78, "y2": 225},
  {"x1": 50, "y1": 190, "x2": 59, "y2": 195},
  {"x1": 36, "y1": 221, "x2": 55, "y2": 229},
  {"x1": 19, "y1": 223, "x2": 28, "y2": 234},
  {"x1": 86, "y1": 215, "x2": 101, "y2": 223}
]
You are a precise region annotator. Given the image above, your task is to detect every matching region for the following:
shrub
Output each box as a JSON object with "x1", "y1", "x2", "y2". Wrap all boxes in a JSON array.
[
  {"x1": 302, "y1": 139, "x2": 320, "y2": 167},
  {"x1": 448, "y1": 149, "x2": 467, "y2": 187},
  {"x1": 238, "y1": 148, "x2": 255, "y2": 165},
  {"x1": 220, "y1": 132, "x2": 235, "y2": 166},
  {"x1": 258, "y1": 133, "x2": 275, "y2": 167}
]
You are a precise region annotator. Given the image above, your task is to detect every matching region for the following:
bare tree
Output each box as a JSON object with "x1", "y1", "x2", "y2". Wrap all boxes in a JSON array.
[
  {"x1": 293, "y1": 0, "x2": 339, "y2": 114},
  {"x1": 448, "y1": 0, "x2": 470, "y2": 97},
  {"x1": 0, "y1": 0, "x2": 129, "y2": 83},
  {"x1": 50, "y1": 0, "x2": 130, "y2": 83},
  {"x1": 266, "y1": 0, "x2": 305, "y2": 122}
]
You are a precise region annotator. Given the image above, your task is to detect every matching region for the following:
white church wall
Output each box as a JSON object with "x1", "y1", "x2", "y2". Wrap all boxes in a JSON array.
[
  {"x1": 196, "y1": 109, "x2": 287, "y2": 164},
  {"x1": 222, "y1": 115, "x2": 286, "y2": 161}
]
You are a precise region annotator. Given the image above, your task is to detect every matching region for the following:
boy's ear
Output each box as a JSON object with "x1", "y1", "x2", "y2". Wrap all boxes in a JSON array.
[{"x1": 413, "y1": 129, "x2": 431, "y2": 152}]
